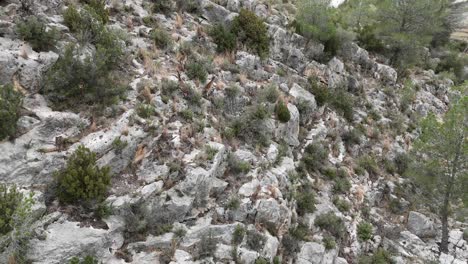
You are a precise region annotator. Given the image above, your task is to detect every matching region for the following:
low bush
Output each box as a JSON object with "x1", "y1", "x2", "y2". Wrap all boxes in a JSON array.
[
  {"x1": 44, "y1": 40, "x2": 126, "y2": 109},
  {"x1": 333, "y1": 197, "x2": 351, "y2": 212},
  {"x1": 282, "y1": 234, "x2": 300, "y2": 256},
  {"x1": 209, "y1": 24, "x2": 237, "y2": 53},
  {"x1": 333, "y1": 169, "x2": 351, "y2": 194},
  {"x1": 323, "y1": 235, "x2": 336, "y2": 250},
  {"x1": 301, "y1": 143, "x2": 329, "y2": 172},
  {"x1": 246, "y1": 230, "x2": 266, "y2": 251},
  {"x1": 151, "y1": 0, "x2": 173, "y2": 15},
  {"x1": 314, "y1": 212, "x2": 346, "y2": 239},
  {"x1": 255, "y1": 258, "x2": 269, "y2": 264},
  {"x1": 225, "y1": 104, "x2": 272, "y2": 146},
  {"x1": 198, "y1": 231, "x2": 217, "y2": 259},
  {"x1": 0, "y1": 184, "x2": 23, "y2": 235},
  {"x1": 227, "y1": 154, "x2": 251, "y2": 175},
  {"x1": 358, "y1": 248, "x2": 393, "y2": 264},
  {"x1": 289, "y1": 223, "x2": 310, "y2": 241},
  {"x1": 186, "y1": 57, "x2": 208, "y2": 83},
  {"x1": 357, "y1": 25, "x2": 385, "y2": 53},
  {"x1": 176, "y1": 0, "x2": 201, "y2": 14},
  {"x1": 112, "y1": 137, "x2": 128, "y2": 154},
  {"x1": 85, "y1": 0, "x2": 109, "y2": 24},
  {"x1": 55, "y1": 145, "x2": 111, "y2": 204},
  {"x1": 275, "y1": 101, "x2": 291, "y2": 123},
  {"x1": 307, "y1": 77, "x2": 354, "y2": 121},
  {"x1": 231, "y1": 9, "x2": 269, "y2": 58},
  {"x1": 136, "y1": 103, "x2": 155, "y2": 118},
  {"x1": 296, "y1": 187, "x2": 316, "y2": 216},
  {"x1": 261, "y1": 84, "x2": 279, "y2": 103},
  {"x1": 68, "y1": 255, "x2": 99, "y2": 264},
  {"x1": 0, "y1": 84, "x2": 23, "y2": 141},
  {"x1": 357, "y1": 221, "x2": 373, "y2": 241},
  {"x1": 342, "y1": 128, "x2": 362, "y2": 148},
  {"x1": 358, "y1": 155, "x2": 379, "y2": 178},
  {"x1": 150, "y1": 28, "x2": 173, "y2": 50},
  {"x1": 232, "y1": 225, "x2": 245, "y2": 245},
  {"x1": 16, "y1": 16, "x2": 58, "y2": 52},
  {"x1": 227, "y1": 196, "x2": 240, "y2": 210}
]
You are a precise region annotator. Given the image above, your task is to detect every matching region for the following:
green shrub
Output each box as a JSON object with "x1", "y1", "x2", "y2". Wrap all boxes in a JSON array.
[
  {"x1": 227, "y1": 196, "x2": 240, "y2": 210},
  {"x1": 63, "y1": 5, "x2": 81, "y2": 33},
  {"x1": 55, "y1": 145, "x2": 111, "y2": 204},
  {"x1": 232, "y1": 225, "x2": 245, "y2": 245},
  {"x1": 63, "y1": 4, "x2": 114, "y2": 44},
  {"x1": 357, "y1": 222, "x2": 373, "y2": 241},
  {"x1": 308, "y1": 77, "x2": 329, "y2": 107},
  {"x1": 209, "y1": 24, "x2": 237, "y2": 53},
  {"x1": 358, "y1": 155, "x2": 379, "y2": 178},
  {"x1": 44, "y1": 36, "x2": 126, "y2": 110},
  {"x1": 69, "y1": 255, "x2": 99, "y2": 264},
  {"x1": 0, "y1": 84, "x2": 22, "y2": 140},
  {"x1": 261, "y1": 84, "x2": 279, "y2": 103},
  {"x1": 282, "y1": 234, "x2": 300, "y2": 256},
  {"x1": 255, "y1": 258, "x2": 269, "y2": 264},
  {"x1": 186, "y1": 58, "x2": 208, "y2": 83},
  {"x1": 333, "y1": 176, "x2": 351, "y2": 194},
  {"x1": 0, "y1": 184, "x2": 23, "y2": 235},
  {"x1": 85, "y1": 0, "x2": 109, "y2": 24},
  {"x1": 358, "y1": 248, "x2": 393, "y2": 264},
  {"x1": 301, "y1": 143, "x2": 329, "y2": 172},
  {"x1": 227, "y1": 154, "x2": 251, "y2": 174},
  {"x1": 289, "y1": 223, "x2": 310, "y2": 241},
  {"x1": 16, "y1": 16, "x2": 58, "y2": 52},
  {"x1": 176, "y1": 0, "x2": 201, "y2": 14},
  {"x1": 296, "y1": 188, "x2": 316, "y2": 216},
  {"x1": 342, "y1": 128, "x2": 362, "y2": 147},
  {"x1": 136, "y1": 103, "x2": 155, "y2": 118},
  {"x1": 323, "y1": 235, "x2": 336, "y2": 250},
  {"x1": 112, "y1": 137, "x2": 128, "y2": 154},
  {"x1": 231, "y1": 9, "x2": 269, "y2": 58},
  {"x1": 198, "y1": 231, "x2": 217, "y2": 259},
  {"x1": 333, "y1": 197, "x2": 351, "y2": 212},
  {"x1": 150, "y1": 28, "x2": 173, "y2": 50},
  {"x1": 357, "y1": 25, "x2": 385, "y2": 53},
  {"x1": 151, "y1": 0, "x2": 173, "y2": 14},
  {"x1": 314, "y1": 212, "x2": 346, "y2": 239},
  {"x1": 276, "y1": 101, "x2": 291, "y2": 123},
  {"x1": 246, "y1": 230, "x2": 266, "y2": 251},
  {"x1": 394, "y1": 153, "x2": 411, "y2": 175},
  {"x1": 331, "y1": 89, "x2": 354, "y2": 122}
]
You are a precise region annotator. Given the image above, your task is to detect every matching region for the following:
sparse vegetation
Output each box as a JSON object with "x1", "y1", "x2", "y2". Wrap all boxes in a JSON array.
[
  {"x1": 54, "y1": 145, "x2": 111, "y2": 204},
  {"x1": 0, "y1": 84, "x2": 23, "y2": 141}
]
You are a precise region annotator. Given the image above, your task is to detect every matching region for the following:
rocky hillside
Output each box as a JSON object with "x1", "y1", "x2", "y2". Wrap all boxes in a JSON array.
[{"x1": 0, "y1": 0, "x2": 466, "y2": 264}]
